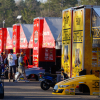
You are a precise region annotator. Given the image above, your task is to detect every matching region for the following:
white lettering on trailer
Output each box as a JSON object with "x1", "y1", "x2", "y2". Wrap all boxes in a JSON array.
[
  {"x1": 33, "y1": 59, "x2": 37, "y2": 61},
  {"x1": 37, "y1": 23, "x2": 39, "y2": 27},
  {"x1": 43, "y1": 31, "x2": 49, "y2": 35},
  {"x1": 20, "y1": 45, "x2": 27, "y2": 48},
  {"x1": 34, "y1": 47, "x2": 38, "y2": 50},
  {"x1": 33, "y1": 55, "x2": 38, "y2": 57}
]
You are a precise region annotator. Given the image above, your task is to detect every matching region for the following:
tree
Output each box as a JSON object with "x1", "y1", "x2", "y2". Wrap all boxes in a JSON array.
[
  {"x1": 21, "y1": 0, "x2": 41, "y2": 24},
  {"x1": 40, "y1": 0, "x2": 78, "y2": 17},
  {"x1": 0, "y1": 0, "x2": 16, "y2": 27},
  {"x1": 79, "y1": 0, "x2": 100, "y2": 5}
]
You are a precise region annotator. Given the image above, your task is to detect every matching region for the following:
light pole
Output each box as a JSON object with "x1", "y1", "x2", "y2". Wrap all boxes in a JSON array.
[
  {"x1": 3, "y1": 20, "x2": 5, "y2": 28},
  {"x1": 78, "y1": 0, "x2": 80, "y2": 6},
  {"x1": 95, "y1": 2, "x2": 97, "y2": 5},
  {"x1": 17, "y1": 15, "x2": 22, "y2": 23}
]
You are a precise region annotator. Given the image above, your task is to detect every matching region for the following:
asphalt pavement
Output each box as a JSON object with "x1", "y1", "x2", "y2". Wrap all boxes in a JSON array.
[{"x1": 1, "y1": 79, "x2": 100, "y2": 100}]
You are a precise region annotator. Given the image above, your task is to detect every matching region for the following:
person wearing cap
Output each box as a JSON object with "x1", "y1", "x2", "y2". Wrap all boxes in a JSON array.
[
  {"x1": 14, "y1": 52, "x2": 29, "y2": 82},
  {"x1": 8, "y1": 49, "x2": 17, "y2": 82}
]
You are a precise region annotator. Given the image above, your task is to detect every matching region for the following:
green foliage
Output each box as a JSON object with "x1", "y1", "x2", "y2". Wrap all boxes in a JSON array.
[
  {"x1": 40, "y1": 0, "x2": 78, "y2": 17},
  {"x1": 0, "y1": 0, "x2": 100, "y2": 27},
  {"x1": 21, "y1": 0, "x2": 41, "y2": 24},
  {"x1": 0, "y1": 0, "x2": 16, "y2": 27},
  {"x1": 79, "y1": 0, "x2": 100, "y2": 5}
]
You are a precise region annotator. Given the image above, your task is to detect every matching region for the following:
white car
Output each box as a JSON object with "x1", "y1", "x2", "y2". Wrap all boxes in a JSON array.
[{"x1": 15, "y1": 67, "x2": 45, "y2": 81}]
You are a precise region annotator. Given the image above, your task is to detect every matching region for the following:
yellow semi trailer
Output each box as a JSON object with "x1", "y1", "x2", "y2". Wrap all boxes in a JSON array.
[
  {"x1": 53, "y1": 5, "x2": 100, "y2": 95},
  {"x1": 62, "y1": 5, "x2": 100, "y2": 78}
]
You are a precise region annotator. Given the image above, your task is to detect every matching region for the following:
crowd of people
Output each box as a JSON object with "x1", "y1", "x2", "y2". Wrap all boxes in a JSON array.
[{"x1": 0, "y1": 49, "x2": 29, "y2": 82}]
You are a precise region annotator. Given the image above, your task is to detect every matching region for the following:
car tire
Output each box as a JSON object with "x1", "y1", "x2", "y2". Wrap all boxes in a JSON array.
[
  {"x1": 41, "y1": 81, "x2": 50, "y2": 90},
  {"x1": 0, "y1": 89, "x2": 4, "y2": 99}
]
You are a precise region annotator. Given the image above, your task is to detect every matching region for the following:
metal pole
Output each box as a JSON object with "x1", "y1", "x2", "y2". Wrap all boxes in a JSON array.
[
  {"x1": 19, "y1": 19, "x2": 21, "y2": 23},
  {"x1": 3, "y1": 20, "x2": 5, "y2": 28},
  {"x1": 78, "y1": 0, "x2": 80, "y2": 6}
]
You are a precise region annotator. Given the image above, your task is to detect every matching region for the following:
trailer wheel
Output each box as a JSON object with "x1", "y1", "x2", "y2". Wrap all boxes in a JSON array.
[{"x1": 27, "y1": 74, "x2": 38, "y2": 81}]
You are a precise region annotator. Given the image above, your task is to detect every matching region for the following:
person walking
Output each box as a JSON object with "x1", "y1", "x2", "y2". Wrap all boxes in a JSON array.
[
  {"x1": 15, "y1": 52, "x2": 29, "y2": 82},
  {"x1": 8, "y1": 49, "x2": 17, "y2": 82}
]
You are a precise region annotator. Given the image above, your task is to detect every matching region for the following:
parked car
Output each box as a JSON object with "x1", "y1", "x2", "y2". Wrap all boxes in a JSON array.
[
  {"x1": 52, "y1": 75, "x2": 100, "y2": 95},
  {"x1": 15, "y1": 67, "x2": 45, "y2": 81},
  {"x1": 0, "y1": 75, "x2": 4, "y2": 99}
]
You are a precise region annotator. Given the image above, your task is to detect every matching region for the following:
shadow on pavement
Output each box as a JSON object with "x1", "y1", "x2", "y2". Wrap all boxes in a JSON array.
[{"x1": 4, "y1": 95, "x2": 100, "y2": 100}]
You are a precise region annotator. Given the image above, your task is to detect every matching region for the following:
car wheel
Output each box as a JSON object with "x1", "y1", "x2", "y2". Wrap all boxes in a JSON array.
[
  {"x1": 0, "y1": 93, "x2": 4, "y2": 99},
  {"x1": 27, "y1": 74, "x2": 39, "y2": 81},
  {"x1": 41, "y1": 81, "x2": 50, "y2": 90},
  {"x1": 0, "y1": 88, "x2": 4, "y2": 99}
]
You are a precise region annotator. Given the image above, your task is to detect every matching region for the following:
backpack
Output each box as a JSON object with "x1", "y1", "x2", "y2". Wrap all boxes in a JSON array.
[{"x1": 4, "y1": 57, "x2": 8, "y2": 64}]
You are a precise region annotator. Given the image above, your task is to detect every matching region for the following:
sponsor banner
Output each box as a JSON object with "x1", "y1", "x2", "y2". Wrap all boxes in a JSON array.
[
  {"x1": 42, "y1": 19, "x2": 55, "y2": 48},
  {"x1": 12, "y1": 25, "x2": 20, "y2": 54},
  {"x1": 20, "y1": 25, "x2": 28, "y2": 49},
  {"x1": 33, "y1": 19, "x2": 40, "y2": 67},
  {"x1": 62, "y1": 9, "x2": 72, "y2": 77},
  {"x1": 72, "y1": 9, "x2": 84, "y2": 77},
  {"x1": 0, "y1": 29, "x2": 3, "y2": 53},
  {"x1": 0, "y1": 28, "x2": 7, "y2": 53},
  {"x1": 6, "y1": 30, "x2": 13, "y2": 49}
]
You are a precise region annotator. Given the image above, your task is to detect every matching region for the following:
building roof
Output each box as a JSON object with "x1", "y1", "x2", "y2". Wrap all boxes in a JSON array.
[
  {"x1": 21, "y1": 24, "x2": 33, "y2": 42},
  {"x1": 7, "y1": 27, "x2": 13, "y2": 39},
  {"x1": 56, "y1": 31, "x2": 62, "y2": 42},
  {"x1": 45, "y1": 17, "x2": 62, "y2": 40}
]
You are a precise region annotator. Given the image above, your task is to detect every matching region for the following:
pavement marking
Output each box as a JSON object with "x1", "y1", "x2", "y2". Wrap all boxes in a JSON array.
[{"x1": 4, "y1": 86, "x2": 41, "y2": 89}]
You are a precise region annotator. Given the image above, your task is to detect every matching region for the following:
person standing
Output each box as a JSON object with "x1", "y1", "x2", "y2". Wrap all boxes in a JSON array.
[
  {"x1": 0, "y1": 54, "x2": 2, "y2": 78},
  {"x1": 15, "y1": 52, "x2": 29, "y2": 82},
  {"x1": 0, "y1": 53, "x2": 4, "y2": 74},
  {"x1": 8, "y1": 49, "x2": 17, "y2": 82},
  {"x1": 3, "y1": 52, "x2": 6, "y2": 60},
  {"x1": 23, "y1": 54, "x2": 28, "y2": 69}
]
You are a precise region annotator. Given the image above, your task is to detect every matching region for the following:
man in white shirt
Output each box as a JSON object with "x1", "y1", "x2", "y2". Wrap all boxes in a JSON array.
[{"x1": 8, "y1": 49, "x2": 17, "y2": 82}]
